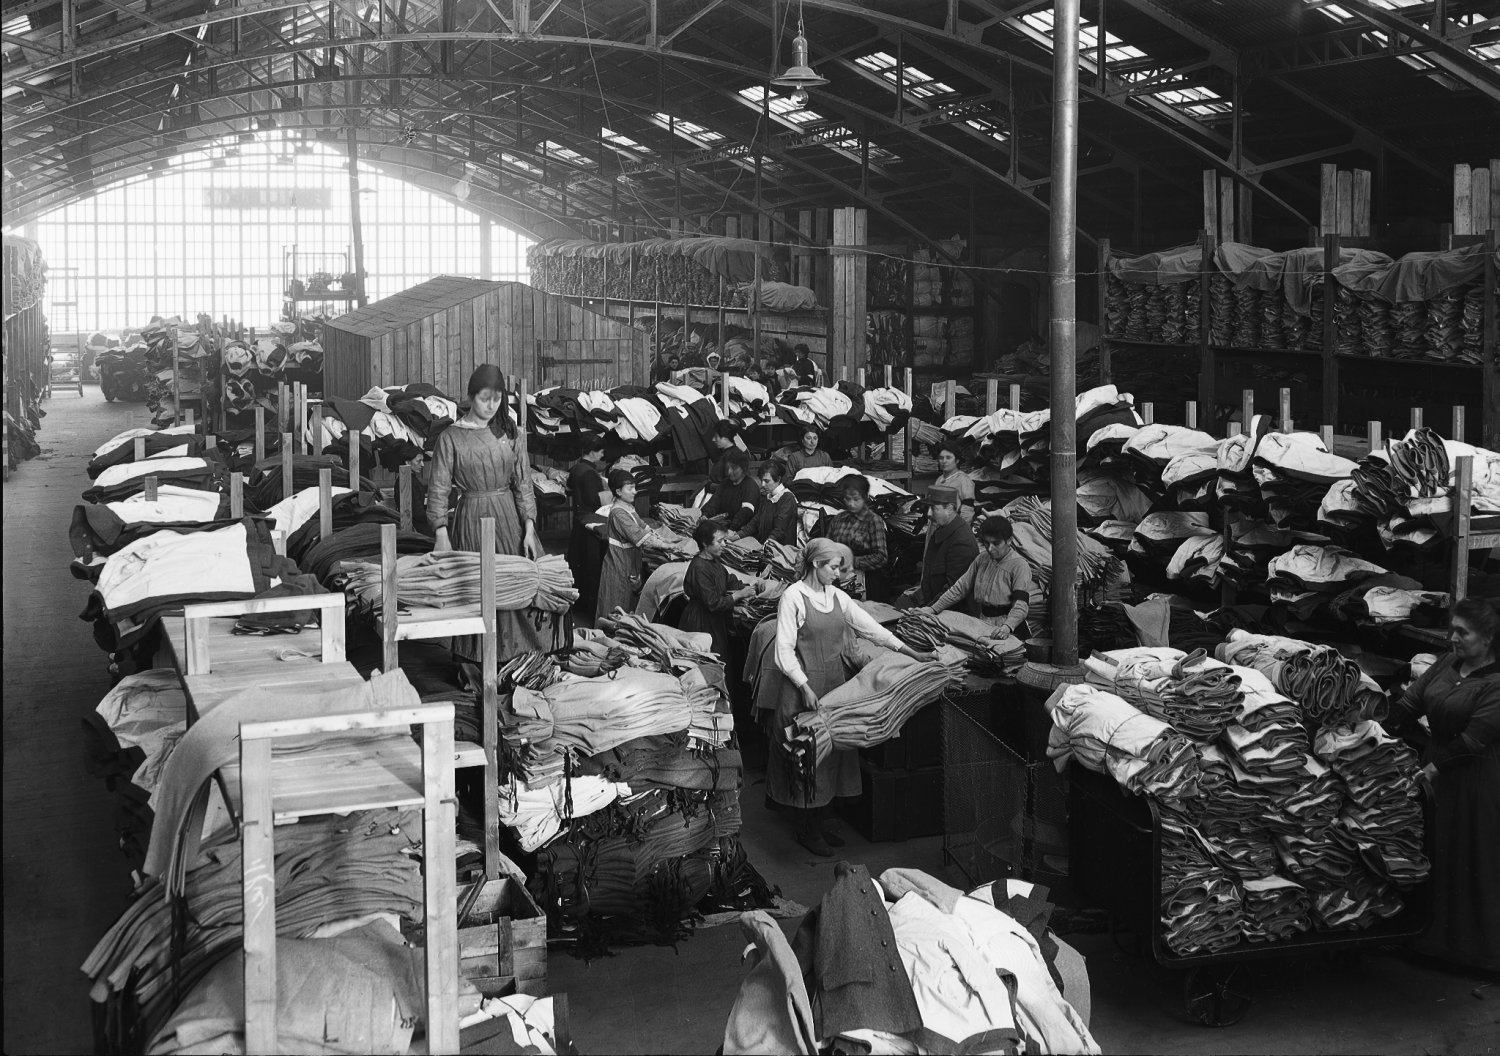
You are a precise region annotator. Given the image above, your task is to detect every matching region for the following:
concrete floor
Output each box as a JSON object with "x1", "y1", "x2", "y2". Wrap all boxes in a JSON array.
[{"x1": 4, "y1": 386, "x2": 1496, "y2": 1055}]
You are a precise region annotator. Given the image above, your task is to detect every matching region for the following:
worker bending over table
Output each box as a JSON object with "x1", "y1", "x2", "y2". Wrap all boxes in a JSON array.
[{"x1": 915, "y1": 515, "x2": 1034, "y2": 658}]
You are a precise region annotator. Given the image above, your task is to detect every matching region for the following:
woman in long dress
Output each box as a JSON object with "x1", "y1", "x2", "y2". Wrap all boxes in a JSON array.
[
  {"x1": 1387, "y1": 597, "x2": 1500, "y2": 972},
  {"x1": 596, "y1": 468, "x2": 669, "y2": 621},
  {"x1": 681, "y1": 518, "x2": 761, "y2": 660},
  {"x1": 762, "y1": 537, "x2": 934, "y2": 856},
  {"x1": 427, "y1": 364, "x2": 549, "y2": 661}
]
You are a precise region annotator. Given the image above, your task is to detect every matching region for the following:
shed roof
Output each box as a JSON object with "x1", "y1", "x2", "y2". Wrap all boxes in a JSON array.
[{"x1": 326, "y1": 276, "x2": 507, "y2": 339}]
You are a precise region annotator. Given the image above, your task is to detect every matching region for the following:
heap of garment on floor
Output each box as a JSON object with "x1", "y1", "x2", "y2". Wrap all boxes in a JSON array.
[{"x1": 722, "y1": 863, "x2": 1098, "y2": 1056}]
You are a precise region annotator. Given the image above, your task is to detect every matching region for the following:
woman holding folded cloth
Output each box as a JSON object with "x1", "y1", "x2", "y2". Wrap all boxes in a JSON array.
[
  {"x1": 596, "y1": 469, "x2": 672, "y2": 622},
  {"x1": 681, "y1": 519, "x2": 762, "y2": 660},
  {"x1": 764, "y1": 538, "x2": 935, "y2": 856}
]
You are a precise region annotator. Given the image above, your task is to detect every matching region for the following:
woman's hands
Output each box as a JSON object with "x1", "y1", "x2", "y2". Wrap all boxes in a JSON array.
[
  {"x1": 902, "y1": 645, "x2": 938, "y2": 663},
  {"x1": 989, "y1": 625, "x2": 1014, "y2": 640},
  {"x1": 798, "y1": 683, "x2": 820, "y2": 711},
  {"x1": 432, "y1": 527, "x2": 453, "y2": 554},
  {"x1": 912, "y1": 605, "x2": 936, "y2": 616},
  {"x1": 522, "y1": 523, "x2": 544, "y2": 560}
]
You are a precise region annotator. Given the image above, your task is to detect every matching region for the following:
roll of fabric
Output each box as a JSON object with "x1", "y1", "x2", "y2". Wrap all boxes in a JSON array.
[{"x1": 342, "y1": 550, "x2": 578, "y2": 612}]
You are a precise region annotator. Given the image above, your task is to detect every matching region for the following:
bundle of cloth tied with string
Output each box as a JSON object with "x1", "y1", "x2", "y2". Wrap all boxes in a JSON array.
[
  {"x1": 783, "y1": 648, "x2": 960, "y2": 802},
  {"x1": 341, "y1": 551, "x2": 578, "y2": 612},
  {"x1": 1215, "y1": 629, "x2": 1387, "y2": 728}
]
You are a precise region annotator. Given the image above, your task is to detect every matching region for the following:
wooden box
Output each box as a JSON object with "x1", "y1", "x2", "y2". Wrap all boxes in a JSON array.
[{"x1": 458, "y1": 875, "x2": 548, "y2": 998}]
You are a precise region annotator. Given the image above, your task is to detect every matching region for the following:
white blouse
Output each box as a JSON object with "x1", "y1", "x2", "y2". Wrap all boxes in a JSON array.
[{"x1": 774, "y1": 580, "x2": 903, "y2": 688}]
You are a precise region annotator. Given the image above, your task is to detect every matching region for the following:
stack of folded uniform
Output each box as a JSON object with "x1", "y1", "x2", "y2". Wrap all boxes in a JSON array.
[
  {"x1": 1391, "y1": 301, "x2": 1426, "y2": 359},
  {"x1": 1232, "y1": 286, "x2": 1262, "y2": 347},
  {"x1": 1334, "y1": 285, "x2": 1362, "y2": 353},
  {"x1": 1215, "y1": 666, "x2": 1311, "y2": 805},
  {"x1": 1158, "y1": 808, "x2": 1244, "y2": 955},
  {"x1": 783, "y1": 648, "x2": 958, "y2": 796},
  {"x1": 654, "y1": 503, "x2": 703, "y2": 536},
  {"x1": 1240, "y1": 875, "x2": 1313, "y2": 942},
  {"x1": 1045, "y1": 682, "x2": 1201, "y2": 807},
  {"x1": 323, "y1": 384, "x2": 459, "y2": 470},
  {"x1": 87, "y1": 425, "x2": 204, "y2": 478},
  {"x1": 1461, "y1": 285, "x2": 1485, "y2": 364},
  {"x1": 1252, "y1": 431, "x2": 1359, "y2": 530},
  {"x1": 342, "y1": 551, "x2": 578, "y2": 613},
  {"x1": 301, "y1": 522, "x2": 433, "y2": 584},
  {"x1": 1314, "y1": 721, "x2": 1429, "y2": 887},
  {"x1": 1310, "y1": 866, "x2": 1405, "y2": 931},
  {"x1": 1266, "y1": 544, "x2": 1389, "y2": 616},
  {"x1": 83, "y1": 456, "x2": 223, "y2": 503},
  {"x1": 1127, "y1": 511, "x2": 1217, "y2": 580},
  {"x1": 1208, "y1": 274, "x2": 1233, "y2": 346},
  {"x1": 1425, "y1": 291, "x2": 1463, "y2": 361},
  {"x1": 1082, "y1": 647, "x2": 1243, "y2": 742},
  {"x1": 1359, "y1": 296, "x2": 1393, "y2": 356},
  {"x1": 895, "y1": 610, "x2": 1022, "y2": 674},
  {"x1": 1218, "y1": 520, "x2": 1295, "y2": 591},
  {"x1": 1217, "y1": 629, "x2": 1387, "y2": 728},
  {"x1": 1162, "y1": 280, "x2": 1191, "y2": 343}
]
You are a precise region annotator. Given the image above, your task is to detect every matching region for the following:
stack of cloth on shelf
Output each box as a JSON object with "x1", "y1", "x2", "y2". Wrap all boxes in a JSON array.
[
  {"x1": 70, "y1": 485, "x2": 244, "y2": 561},
  {"x1": 1216, "y1": 629, "x2": 1387, "y2": 727},
  {"x1": 1314, "y1": 721, "x2": 1430, "y2": 887},
  {"x1": 1044, "y1": 682, "x2": 1201, "y2": 806},
  {"x1": 342, "y1": 551, "x2": 578, "y2": 613},
  {"x1": 1250, "y1": 431, "x2": 1359, "y2": 530},
  {"x1": 499, "y1": 773, "x2": 634, "y2": 853},
  {"x1": 87, "y1": 425, "x2": 204, "y2": 478},
  {"x1": 79, "y1": 518, "x2": 304, "y2": 651},
  {"x1": 1082, "y1": 647, "x2": 1243, "y2": 742},
  {"x1": 244, "y1": 452, "x2": 378, "y2": 509},
  {"x1": 782, "y1": 648, "x2": 959, "y2": 795},
  {"x1": 321, "y1": 383, "x2": 459, "y2": 470},
  {"x1": 596, "y1": 610, "x2": 720, "y2": 667},
  {"x1": 83, "y1": 456, "x2": 224, "y2": 503},
  {"x1": 1001, "y1": 496, "x2": 1124, "y2": 623},
  {"x1": 1267, "y1": 545, "x2": 1389, "y2": 612},
  {"x1": 303, "y1": 522, "x2": 434, "y2": 585},
  {"x1": 83, "y1": 807, "x2": 426, "y2": 1052}
]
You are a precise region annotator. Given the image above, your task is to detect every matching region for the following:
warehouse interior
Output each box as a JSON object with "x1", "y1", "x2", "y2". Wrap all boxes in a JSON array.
[{"x1": 4, "y1": 2, "x2": 1500, "y2": 1055}]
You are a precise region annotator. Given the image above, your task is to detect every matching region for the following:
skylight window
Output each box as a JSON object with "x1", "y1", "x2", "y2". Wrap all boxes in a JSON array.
[
  {"x1": 736, "y1": 85, "x2": 824, "y2": 125},
  {"x1": 964, "y1": 116, "x2": 1010, "y2": 144},
  {"x1": 601, "y1": 127, "x2": 652, "y2": 155},
  {"x1": 651, "y1": 112, "x2": 725, "y2": 146},
  {"x1": 1022, "y1": 10, "x2": 1146, "y2": 62},
  {"x1": 538, "y1": 140, "x2": 592, "y2": 167},
  {"x1": 852, "y1": 51, "x2": 958, "y2": 101}
]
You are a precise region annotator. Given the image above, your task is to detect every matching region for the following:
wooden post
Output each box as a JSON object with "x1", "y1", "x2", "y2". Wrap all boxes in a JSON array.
[
  {"x1": 1142, "y1": 402, "x2": 1154, "y2": 425},
  {"x1": 1454, "y1": 164, "x2": 1473, "y2": 236},
  {"x1": 230, "y1": 472, "x2": 244, "y2": 519},
  {"x1": 1411, "y1": 406, "x2": 1424, "y2": 432},
  {"x1": 480, "y1": 517, "x2": 499, "y2": 880},
  {"x1": 1098, "y1": 238, "x2": 1112, "y2": 383},
  {"x1": 720, "y1": 372, "x2": 731, "y2": 416},
  {"x1": 310, "y1": 403, "x2": 323, "y2": 454},
  {"x1": 904, "y1": 368, "x2": 914, "y2": 477},
  {"x1": 281, "y1": 433, "x2": 294, "y2": 499},
  {"x1": 1336, "y1": 171, "x2": 1354, "y2": 236},
  {"x1": 985, "y1": 379, "x2": 999, "y2": 415},
  {"x1": 1010, "y1": 383, "x2": 1022, "y2": 412},
  {"x1": 1321, "y1": 425, "x2": 1335, "y2": 449},
  {"x1": 170, "y1": 324, "x2": 182, "y2": 426},
  {"x1": 1322, "y1": 234, "x2": 1339, "y2": 430},
  {"x1": 1452, "y1": 455, "x2": 1474, "y2": 604},
  {"x1": 1186, "y1": 401, "x2": 1198, "y2": 430},
  {"x1": 1454, "y1": 405, "x2": 1466, "y2": 442},
  {"x1": 143, "y1": 475, "x2": 158, "y2": 502},
  {"x1": 884, "y1": 365, "x2": 896, "y2": 462},
  {"x1": 185, "y1": 406, "x2": 195, "y2": 430},
  {"x1": 278, "y1": 382, "x2": 289, "y2": 431},
  {"x1": 944, "y1": 380, "x2": 957, "y2": 421},
  {"x1": 1368, "y1": 420, "x2": 1382, "y2": 453},
  {"x1": 381, "y1": 523, "x2": 399, "y2": 673},
  {"x1": 399, "y1": 464, "x2": 413, "y2": 531},
  {"x1": 1279, "y1": 387, "x2": 1292, "y2": 432},
  {"x1": 134, "y1": 436, "x2": 146, "y2": 462},
  {"x1": 319, "y1": 468, "x2": 334, "y2": 539},
  {"x1": 254, "y1": 407, "x2": 266, "y2": 464},
  {"x1": 1241, "y1": 389, "x2": 1255, "y2": 437},
  {"x1": 240, "y1": 732, "x2": 277, "y2": 1056},
  {"x1": 348, "y1": 425, "x2": 361, "y2": 490}
]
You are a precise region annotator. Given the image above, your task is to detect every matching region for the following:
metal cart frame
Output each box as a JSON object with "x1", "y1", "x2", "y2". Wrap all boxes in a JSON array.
[{"x1": 1068, "y1": 765, "x2": 1431, "y2": 1027}]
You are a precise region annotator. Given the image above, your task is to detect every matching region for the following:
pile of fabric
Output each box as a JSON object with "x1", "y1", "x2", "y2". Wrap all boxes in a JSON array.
[
  {"x1": 1314, "y1": 721, "x2": 1430, "y2": 887},
  {"x1": 1216, "y1": 629, "x2": 1387, "y2": 727},
  {"x1": 1082, "y1": 647, "x2": 1243, "y2": 741},
  {"x1": 723, "y1": 864, "x2": 1098, "y2": 1056},
  {"x1": 893, "y1": 609, "x2": 1022, "y2": 674},
  {"x1": 1045, "y1": 683, "x2": 1201, "y2": 806},
  {"x1": 321, "y1": 383, "x2": 459, "y2": 471},
  {"x1": 342, "y1": 551, "x2": 578, "y2": 613}
]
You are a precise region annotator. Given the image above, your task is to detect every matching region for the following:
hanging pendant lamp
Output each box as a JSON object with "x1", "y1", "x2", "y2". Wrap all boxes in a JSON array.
[{"x1": 772, "y1": 3, "x2": 829, "y2": 95}]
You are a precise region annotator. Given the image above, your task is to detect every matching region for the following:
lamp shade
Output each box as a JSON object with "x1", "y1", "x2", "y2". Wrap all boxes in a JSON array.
[{"x1": 771, "y1": 32, "x2": 829, "y2": 89}]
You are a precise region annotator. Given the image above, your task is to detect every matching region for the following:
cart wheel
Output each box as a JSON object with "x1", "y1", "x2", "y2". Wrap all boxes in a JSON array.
[
  {"x1": 1109, "y1": 916, "x2": 1145, "y2": 958},
  {"x1": 1183, "y1": 964, "x2": 1253, "y2": 1027}
]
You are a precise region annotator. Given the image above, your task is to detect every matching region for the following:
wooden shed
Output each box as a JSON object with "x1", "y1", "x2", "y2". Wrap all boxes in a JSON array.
[{"x1": 321, "y1": 276, "x2": 649, "y2": 400}]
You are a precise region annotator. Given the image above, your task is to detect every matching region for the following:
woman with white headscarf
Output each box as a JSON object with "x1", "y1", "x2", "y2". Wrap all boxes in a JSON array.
[{"x1": 764, "y1": 537, "x2": 934, "y2": 855}]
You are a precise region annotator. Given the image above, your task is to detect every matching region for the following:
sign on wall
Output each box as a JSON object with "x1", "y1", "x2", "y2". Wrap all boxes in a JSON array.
[{"x1": 204, "y1": 188, "x2": 332, "y2": 210}]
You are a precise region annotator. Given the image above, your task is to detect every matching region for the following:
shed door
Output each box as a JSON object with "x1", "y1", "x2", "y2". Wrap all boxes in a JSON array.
[{"x1": 534, "y1": 339, "x2": 637, "y2": 390}]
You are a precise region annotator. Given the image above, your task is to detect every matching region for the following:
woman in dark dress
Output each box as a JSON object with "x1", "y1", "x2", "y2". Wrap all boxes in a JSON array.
[
  {"x1": 1387, "y1": 597, "x2": 1500, "y2": 972},
  {"x1": 680, "y1": 519, "x2": 761, "y2": 660},
  {"x1": 565, "y1": 433, "x2": 607, "y2": 614}
]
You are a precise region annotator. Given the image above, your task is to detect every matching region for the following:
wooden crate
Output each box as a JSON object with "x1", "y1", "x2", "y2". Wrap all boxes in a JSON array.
[{"x1": 458, "y1": 876, "x2": 548, "y2": 998}]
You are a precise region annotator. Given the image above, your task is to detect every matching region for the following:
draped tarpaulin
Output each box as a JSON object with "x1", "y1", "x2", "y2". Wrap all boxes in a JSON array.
[{"x1": 528, "y1": 235, "x2": 780, "y2": 284}]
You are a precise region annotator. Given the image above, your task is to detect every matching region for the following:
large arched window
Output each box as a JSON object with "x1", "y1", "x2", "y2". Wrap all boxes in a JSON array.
[{"x1": 31, "y1": 140, "x2": 532, "y2": 334}]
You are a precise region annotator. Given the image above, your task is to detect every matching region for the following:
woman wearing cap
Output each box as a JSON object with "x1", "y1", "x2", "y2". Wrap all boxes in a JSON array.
[
  {"x1": 681, "y1": 519, "x2": 762, "y2": 660},
  {"x1": 596, "y1": 468, "x2": 670, "y2": 621},
  {"x1": 778, "y1": 425, "x2": 833, "y2": 476},
  {"x1": 906, "y1": 484, "x2": 980, "y2": 608},
  {"x1": 429, "y1": 364, "x2": 545, "y2": 659},
  {"x1": 933, "y1": 440, "x2": 976, "y2": 523},
  {"x1": 823, "y1": 473, "x2": 890, "y2": 602}
]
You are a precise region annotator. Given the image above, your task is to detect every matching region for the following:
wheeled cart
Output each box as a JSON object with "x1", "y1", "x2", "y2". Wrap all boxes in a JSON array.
[{"x1": 1068, "y1": 765, "x2": 1431, "y2": 1027}]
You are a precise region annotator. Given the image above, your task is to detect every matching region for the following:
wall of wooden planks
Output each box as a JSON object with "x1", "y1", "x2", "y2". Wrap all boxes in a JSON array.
[
  {"x1": 828, "y1": 206, "x2": 869, "y2": 381},
  {"x1": 322, "y1": 279, "x2": 650, "y2": 400}
]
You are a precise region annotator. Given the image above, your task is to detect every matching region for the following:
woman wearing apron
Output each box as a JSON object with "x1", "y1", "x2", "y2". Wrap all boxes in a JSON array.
[
  {"x1": 428, "y1": 364, "x2": 552, "y2": 662},
  {"x1": 764, "y1": 538, "x2": 935, "y2": 855},
  {"x1": 596, "y1": 468, "x2": 670, "y2": 621}
]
